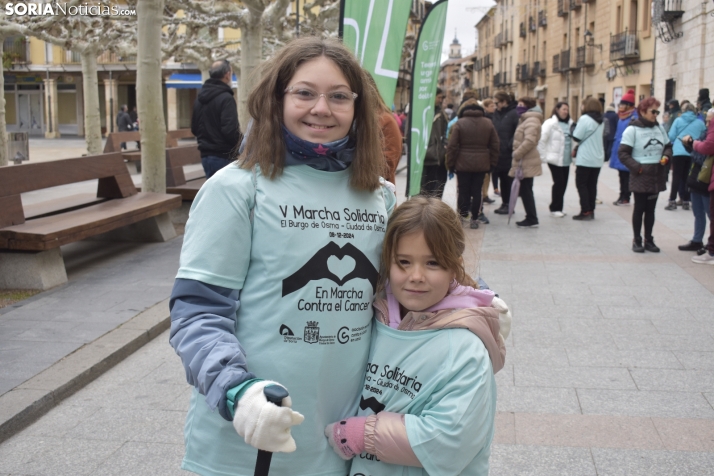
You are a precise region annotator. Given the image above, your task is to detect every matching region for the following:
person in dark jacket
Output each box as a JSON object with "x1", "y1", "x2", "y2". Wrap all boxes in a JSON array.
[
  {"x1": 618, "y1": 97, "x2": 673, "y2": 253},
  {"x1": 446, "y1": 99, "x2": 500, "y2": 229},
  {"x1": 116, "y1": 104, "x2": 133, "y2": 150},
  {"x1": 603, "y1": 103, "x2": 618, "y2": 162},
  {"x1": 420, "y1": 88, "x2": 448, "y2": 197},
  {"x1": 697, "y1": 89, "x2": 712, "y2": 118},
  {"x1": 664, "y1": 99, "x2": 681, "y2": 133},
  {"x1": 610, "y1": 90, "x2": 638, "y2": 206},
  {"x1": 491, "y1": 91, "x2": 519, "y2": 214},
  {"x1": 191, "y1": 59, "x2": 242, "y2": 178}
]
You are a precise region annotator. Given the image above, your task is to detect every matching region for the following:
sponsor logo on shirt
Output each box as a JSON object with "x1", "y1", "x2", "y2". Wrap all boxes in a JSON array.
[{"x1": 304, "y1": 321, "x2": 320, "y2": 344}]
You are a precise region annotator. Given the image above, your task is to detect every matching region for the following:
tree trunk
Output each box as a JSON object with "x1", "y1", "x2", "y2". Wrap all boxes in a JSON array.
[
  {"x1": 239, "y1": 10, "x2": 264, "y2": 127},
  {"x1": 137, "y1": 0, "x2": 166, "y2": 193},
  {"x1": 80, "y1": 48, "x2": 103, "y2": 155},
  {"x1": 0, "y1": 38, "x2": 7, "y2": 166}
]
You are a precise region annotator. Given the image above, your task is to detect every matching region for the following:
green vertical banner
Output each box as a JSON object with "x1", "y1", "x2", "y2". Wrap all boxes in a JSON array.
[
  {"x1": 340, "y1": 0, "x2": 411, "y2": 105},
  {"x1": 406, "y1": 0, "x2": 448, "y2": 197}
]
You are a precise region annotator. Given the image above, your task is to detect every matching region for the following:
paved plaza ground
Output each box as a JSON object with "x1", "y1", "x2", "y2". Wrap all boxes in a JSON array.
[{"x1": 0, "y1": 140, "x2": 713, "y2": 474}]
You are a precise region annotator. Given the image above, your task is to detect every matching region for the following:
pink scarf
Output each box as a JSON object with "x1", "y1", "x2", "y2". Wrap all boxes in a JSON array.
[{"x1": 385, "y1": 281, "x2": 495, "y2": 329}]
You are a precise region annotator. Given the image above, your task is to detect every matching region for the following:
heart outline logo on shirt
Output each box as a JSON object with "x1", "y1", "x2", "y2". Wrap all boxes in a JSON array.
[
  {"x1": 281, "y1": 242, "x2": 379, "y2": 296},
  {"x1": 326, "y1": 255, "x2": 356, "y2": 281}
]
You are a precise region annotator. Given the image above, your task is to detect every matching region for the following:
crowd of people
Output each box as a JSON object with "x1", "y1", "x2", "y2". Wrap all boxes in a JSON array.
[{"x1": 423, "y1": 86, "x2": 714, "y2": 263}]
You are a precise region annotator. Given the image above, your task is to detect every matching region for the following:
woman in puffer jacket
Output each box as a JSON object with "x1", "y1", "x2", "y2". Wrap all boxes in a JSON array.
[
  {"x1": 509, "y1": 96, "x2": 543, "y2": 228},
  {"x1": 666, "y1": 102, "x2": 707, "y2": 211},
  {"x1": 572, "y1": 97, "x2": 606, "y2": 221},
  {"x1": 538, "y1": 102, "x2": 573, "y2": 217},
  {"x1": 447, "y1": 99, "x2": 500, "y2": 229},
  {"x1": 618, "y1": 97, "x2": 673, "y2": 253}
]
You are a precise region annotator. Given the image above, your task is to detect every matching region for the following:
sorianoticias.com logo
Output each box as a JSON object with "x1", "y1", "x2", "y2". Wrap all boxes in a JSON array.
[{"x1": 5, "y1": 2, "x2": 136, "y2": 16}]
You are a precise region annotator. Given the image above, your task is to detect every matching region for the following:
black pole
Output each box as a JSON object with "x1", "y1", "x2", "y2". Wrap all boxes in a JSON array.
[
  {"x1": 46, "y1": 70, "x2": 52, "y2": 134},
  {"x1": 405, "y1": 0, "x2": 448, "y2": 197},
  {"x1": 296, "y1": 0, "x2": 300, "y2": 37},
  {"x1": 253, "y1": 386, "x2": 290, "y2": 476},
  {"x1": 109, "y1": 70, "x2": 114, "y2": 133},
  {"x1": 338, "y1": 0, "x2": 345, "y2": 39}
]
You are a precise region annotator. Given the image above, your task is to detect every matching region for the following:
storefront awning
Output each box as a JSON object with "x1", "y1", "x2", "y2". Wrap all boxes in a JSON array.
[{"x1": 166, "y1": 73, "x2": 238, "y2": 89}]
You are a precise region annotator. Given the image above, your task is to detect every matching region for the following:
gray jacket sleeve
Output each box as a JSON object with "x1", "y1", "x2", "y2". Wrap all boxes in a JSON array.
[{"x1": 169, "y1": 278, "x2": 256, "y2": 421}]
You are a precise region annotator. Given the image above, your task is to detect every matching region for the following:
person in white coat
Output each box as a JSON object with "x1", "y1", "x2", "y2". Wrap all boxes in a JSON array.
[{"x1": 538, "y1": 102, "x2": 573, "y2": 217}]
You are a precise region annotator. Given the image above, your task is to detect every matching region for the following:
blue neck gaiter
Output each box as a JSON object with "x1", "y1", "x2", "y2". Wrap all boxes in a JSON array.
[{"x1": 282, "y1": 126, "x2": 355, "y2": 171}]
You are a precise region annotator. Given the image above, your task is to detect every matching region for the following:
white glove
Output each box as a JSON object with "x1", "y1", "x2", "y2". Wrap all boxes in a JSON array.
[
  {"x1": 232, "y1": 381, "x2": 305, "y2": 453},
  {"x1": 491, "y1": 296, "x2": 512, "y2": 341}
]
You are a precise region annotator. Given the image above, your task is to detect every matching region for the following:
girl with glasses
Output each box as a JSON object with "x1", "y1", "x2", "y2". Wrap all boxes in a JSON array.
[
  {"x1": 618, "y1": 97, "x2": 673, "y2": 253},
  {"x1": 169, "y1": 37, "x2": 396, "y2": 476}
]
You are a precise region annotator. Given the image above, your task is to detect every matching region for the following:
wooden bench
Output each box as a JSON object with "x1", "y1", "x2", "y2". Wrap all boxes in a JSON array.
[
  {"x1": 167, "y1": 129, "x2": 195, "y2": 142},
  {"x1": 103, "y1": 131, "x2": 179, "y2": 154},
  {"x1": 0, "y1": 153, "x2": 182, "y2": 290},
  {"x1": 165, "y1": 145, "x2": 206, "y2": 199},
  {"x1": 137, "y1": 145, "x2": 206, "y2": 201}
]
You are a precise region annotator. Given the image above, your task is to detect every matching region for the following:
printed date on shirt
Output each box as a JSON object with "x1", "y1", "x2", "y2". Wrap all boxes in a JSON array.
[{"x1": 329, "y1": 232, "x2": 354, "y2": 239}]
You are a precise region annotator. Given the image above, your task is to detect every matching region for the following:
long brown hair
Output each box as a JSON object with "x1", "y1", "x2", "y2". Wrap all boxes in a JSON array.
[
  {"x1": 239, "y1": 36, "x2": 383, "y2": 191},
  {"x1": 378, "y1": 197, "x2": 477, "y2": 292}
]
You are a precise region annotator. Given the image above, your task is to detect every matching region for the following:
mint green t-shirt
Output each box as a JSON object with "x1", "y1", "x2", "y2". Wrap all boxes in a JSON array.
[
  {"x1": 572, "y1": 114, "x2": 605, "y2": 168},
  {"x1": 349, "y1": 321, "x2": 496, "y2": 476},
  {"x1": 177, "y1": 164, "x2": 395, "y2": 476},
  {"x1": 620, "y1": 123, "x2": 670, "y2": 164}
]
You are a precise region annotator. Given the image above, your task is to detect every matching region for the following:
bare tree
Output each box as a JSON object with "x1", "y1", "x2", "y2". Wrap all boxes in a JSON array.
[
  {"x1": 137, "y1": 0, "x2": 166, "y2": 193},
  {"x1": 0, "y1": 1, "x2": 135, "y2": 155},
  {"x1": 164, "y1": 0, "x2": 341, "y2": 126},
  {"x1": 0, "y1": 20, "x2": 24, "y2": 166}
]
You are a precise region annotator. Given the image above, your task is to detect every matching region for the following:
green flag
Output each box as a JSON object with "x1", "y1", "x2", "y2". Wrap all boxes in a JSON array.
[
  {"x1": 340, "y1": 0, "x2": 411, "y2": 105},
  {"x1": 406, "y1": 0, "x2": 448, "y2": 197}
]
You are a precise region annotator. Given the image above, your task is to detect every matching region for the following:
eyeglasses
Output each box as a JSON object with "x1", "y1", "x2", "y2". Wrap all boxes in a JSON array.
[
  {"x1": 284, "y1": 86, "x2": 358, "y2": 112},
  {"x1": 650, "y1": 110, "x2": 660, "y2": 115}
]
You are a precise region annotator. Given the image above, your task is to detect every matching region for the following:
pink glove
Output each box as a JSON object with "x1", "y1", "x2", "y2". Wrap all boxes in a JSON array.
[{"x1": 324, "y1": 417, "x2": 367, "y2": 460}]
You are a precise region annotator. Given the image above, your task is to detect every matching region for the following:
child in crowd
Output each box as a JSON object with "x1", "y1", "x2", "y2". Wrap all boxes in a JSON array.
[{"x1": 325, "y1": 197, "x2": 511, "y2": 476}]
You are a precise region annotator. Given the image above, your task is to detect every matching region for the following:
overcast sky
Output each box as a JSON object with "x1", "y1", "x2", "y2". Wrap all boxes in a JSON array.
[{"x1": 440, "y1": 0, "x2": 495, "y2": 62}]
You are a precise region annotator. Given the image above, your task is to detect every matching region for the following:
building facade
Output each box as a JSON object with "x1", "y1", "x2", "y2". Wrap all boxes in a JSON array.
[
  {"x1": 653, "y1": 0, "x2": 714, "y2": 105},
  {"x1": 471, "y1": 0, "x2": 661, "y2": 119}
]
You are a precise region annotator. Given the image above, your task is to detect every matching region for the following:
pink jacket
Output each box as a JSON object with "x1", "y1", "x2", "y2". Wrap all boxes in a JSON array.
[
  {"x1": 360, "y1": 284, "x2": 506, "y2": 468},
  {"x1": 692, "y1": 120, "x2": 714, "y2": 191}
]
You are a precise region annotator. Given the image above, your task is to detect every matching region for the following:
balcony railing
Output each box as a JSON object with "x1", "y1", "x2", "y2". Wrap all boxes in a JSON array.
[
  {"x1": 560, "y1": 49, "x2": 571, "y2": 71},
  {"x1": 553, "y1": 54, "x2": 561, "y2": 73},
  {"x1": 558, "y1": 0, "x2": 568, "y2": 16},
  {"x1": 484, "y1": 54, "x2": 491, "y2": 67},
  {"x1": 570, "y1": 0, "x2": 582, "y2": 10},
  {"x1": 576, "y1": 45, "x2": 595, "y2": 68},
  {"x1": 516, "y1": 63, "x2": 530, "y2": 81},
  {"x1": 494, "y1": 72, "x2": 509, "y2": 87},
  {"x1": 538, "y1": 10, "x2": 547, "y2": 27},
  {"x1": 532, "y1": 61, "x2": 546, "y2": 78},
  {"x1": 661, "y1": 0, "x2": 684, "y2": 20},
  {"x1": 610, "y1": 30, "x2": 639, "y2": 61},
  {"x1": 520, "y1": 23, "x2": 527, "y2": 38},
  {"x1": 529, "y1": 16, "x2": 536, "y2": 32},
  {"x1": 3, "y1": 37, "x2": 29, "y2": 65},
  {"x1": 495, "y1": 32, "x2": 503, "y2": 48}
]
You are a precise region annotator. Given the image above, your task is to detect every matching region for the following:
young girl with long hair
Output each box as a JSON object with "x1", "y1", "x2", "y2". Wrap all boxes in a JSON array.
[
  {"x1": 325, "y1": 197, "x2": 510, "y2": 476},
  {"x1": 169, "y1": 37, "x2": 396, "y2": 476}
]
